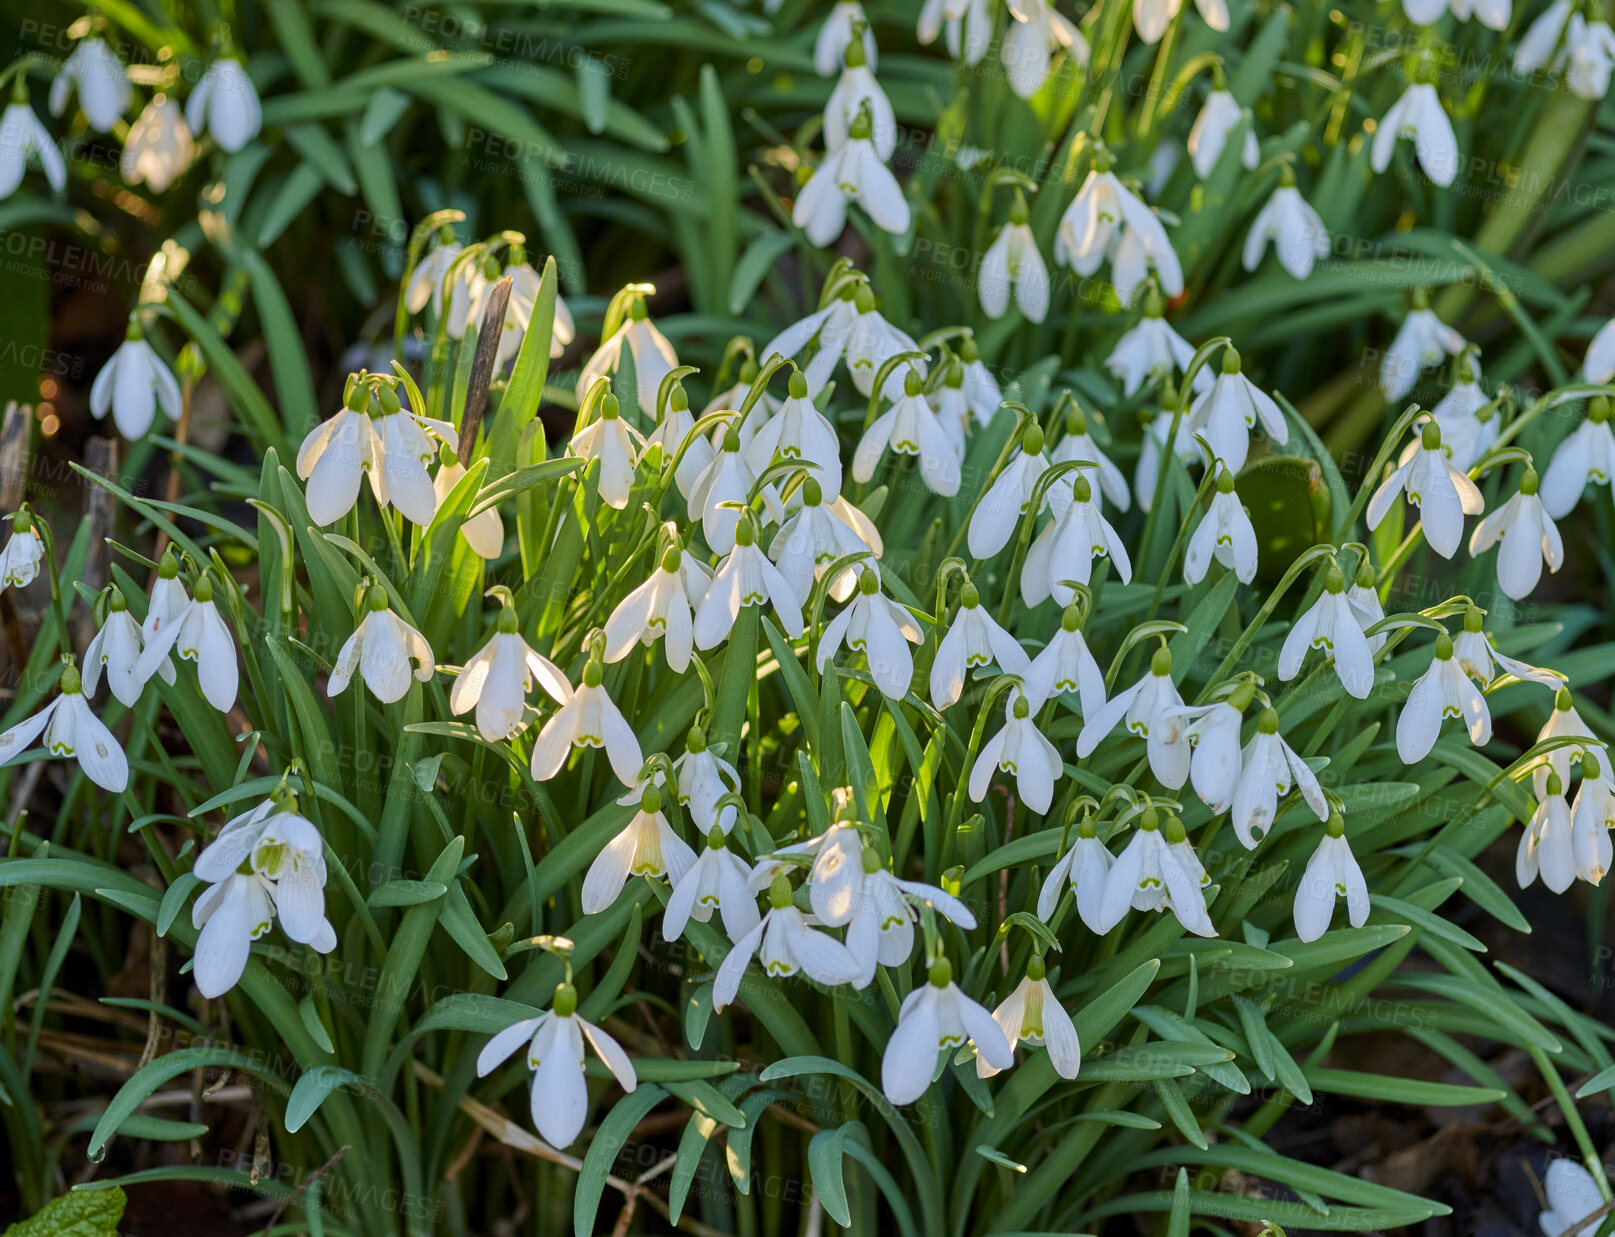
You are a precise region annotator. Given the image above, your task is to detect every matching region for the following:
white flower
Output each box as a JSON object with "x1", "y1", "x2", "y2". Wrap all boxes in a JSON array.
[
  {"x1": 1345, "y1": 566, "x2": 1387, "y2": 657},
  {"x1": 695, "y1": 516, "x2": 804, "y2": 648},
  {"x1": 793, "y1": 116, "x2": 911, "y2": 247},
  {"x1": 931, "y1": 375, "x2": 971, "y2": 461},
  {"x1": 1133, "y1": 0, "x2": 1229, "y2": 42},
  {"x1": 191, "y1": 870, "x2": 275, "y2": 998},
  {"x1": 495, "y1": 256, "x2": 576, "y2": 368},
  {"x1": 1450, "y1": 611, "x2": 1563, "y2": 690},
  {"x1": 1184, "y1": 469, "x2": 1258, "y2": 585},
  {"x1": 1533, "y1": 688, "x2": 1601, "y2": 800},
  {"x1": 1293, "y1": 821, "x2": 1369, "y2": 943},
  {"x1": 1037, "y1": 827, "x2": 1115, "y2": 932},
  {"x1": 1517, "y1": 771, "x2": 1577, "y2": 893},
  {"x1": 1370, "y1": 83, "x2": 1459, "y2": 187},
  {"x1": 1243, "y1": 176, "x2": 1330, "y2": 279},
  {"x1": 1515, "y1": 1, "x2": 1578, "y2": 74},
  {"x1": 50, "y1": 38, "x2": 129, "y2": 132},
  {"x1": 1135, "y1": 400, "x2": 1201, "y2": 512},
  {"x1": 882, "y1": 960, "x2": 1014, "y2": 1104},
  {"x1": 1021, "y1": 473, "x2": 1132, "y2": 606},
  {"x1": 1429, "y1": 358, "x2": 1497, "y2": 473},
  {"x1": 713, "y1": 876, "x2": 861, "y2": 1010},
  {"x1": 296, "y1": 385, "x2": 457, "y2": 527},
  {"x1": 1397, "y1": 634, "x2": 1491, "y2": 764},
  {"x1": 769, "y1": 478, "x2": 877, "y2": 605},
  {"x1": 1026, "y1": 605, "x2": 1106, "y2": 719},
  {"x1": 673, "y1": 730, "x2": 740, "y2": 833},
  {"x1": 451, "y1": 611, "x2": 569, "y2": 741},
  {"x1": 134, "y1": 572, "x2": 239, "y2": 713},
  {"x1": 582, "y1": 785, "x2": 697, "y2": 912},
  {"x1": 818, "y1": 569, "x2": 922, "y2": 700},
  {"x1": 577, "y1": 297, "x2": 679, "y2": 417},
  {"x1": 690, "y1": 424, "x2": 773, "y2": 555},
  {"x1": 1279, "y1": 569, "x2": 1376, "y2": 699},
  {"x1": 759, "y1": 291, "x2": 860, "y2": 400},
  {"x1": 1368, "y1": 422, "x2": 1484, "y2": 558},
  {"x1": 977, "y1": 961, "x2": 1080, "y2": 1079},
  {"x1": 1174, "y1": 695, "x2": 1249, "y2": 814},
  {"x1": 845, "y1": 866, "x2": 975, "y2": 987},
  {"x1": 1002, "y1": 0, "x2": 1086, "y2": 99},
  {"x1": 820, "y1": 2, "x2": 878, "y2": 75},
  {"x1": 1541, "y1": 397, "x2": 1615, "y2": 520},
  {"x1": 969, "y1": 423, "x2": 1059, "y2": 560},
  {"x1": 747, "y1": 370, "x2": 843, "y2": 498},
  {"x1": 1188, "y1": 88, "x2": 1257, "y2": 179},
  {"x1": 970, "y1": 687, "x2": 1064, "y2": 814},
  {"x1": 960, "y1": 337, "x2": 1002, "y2": 424},
  {"x1": 853, "y1": 369, "x2": 960, "y2": 497},
  {"x1": 825, "y1": 43, "x2": 895, "y2": 161},
  {"x1": 1106, "y1": 302, "x2": 1208, "y2": 398},
  {"x1": 664, "y1": 832, "x2": 760, "y2": 942},
  {"x1": 405, "y1": 237, "x2": 464, "y2": 317},
  {"x1": 1568, "y1": 21, "x2": 1615, "y2": 99},
  {"x1": 1051, "y1": 404, "x2": 1130, "y2": 510},
  {"x1": 979, "y1": 211, "x2": 1050, "y2": 323},
  {"x1": 0, "y1": 99, "x2": 64, "y2": 199},
  {"x1": 1468, "y1": 470, "x2": 1563, "y2": 600},
  {"x1": 1055, "y1": 164, "x2": 1173, "y2": 284},
  {"x1": 121, "y1": 95, "x2": 193, "y2": 192},
  {"x1": 530, "y1": 659, "x2": 644, "y2": 787},
  {"x1": 644, "y1": 383, "x2": 715, "y2": 501},
  {"x1": 570, "y1": 389, "x2": 643, "y2": 510},
  {"x1": 82, "y1": 589, "x2": 146, "y2": 708},
  {"x1": 1232, "y1": 708, "x2": 1328, "y2": 848},
  {"x1": 1537, "y1": 1158, "x2": 1605, "y2": 1237},
  {"x1": 186, "y1": 59, "x2": 261, "y2": 152},
  {"x1": 138, "y1": 557, "x2": 187, "y2": 688},
  {"x1": 1379, "y1": 299, "x2": 1466, "y2": 401},
  {"x1": 1448, "y1": 0, "x2": 1510, "y2": 26},
  {"x1": 0, "y1": 664, "x2": 128, "y2": 792},
  {"x1": 605, "y1": 546, "x2": 709, "y2": 674},
  {"x1": 433, "y1": 459, "x2": 503, "y2": 558},
  {"x1": 1573, "y1": 753, "x2": 1615, "y2": 886},
  {"x1": 1098, "y1": 811, "x2": 1216, "y2": 936},
  {"x1": 1109, "y1": 221, "x2": 1184, "y2": 308},
  {"x1": 89, "y1": 327, "x2": 181, "y2": 440},
  {"x1": 328, "y1": 590, "x2": 435, "y2": 705},
  {"x1": 1077, "y1": 647, "x2": 1189, "y2": 785},
  {"x1": 929, "y1": 583, "x2": 1033, "y2": 709},
  {"x1": 476, "y1": 985, "x2": 637, "y2": 1149},
  {"x1": 1587, "y1": 319, "x2": 1615, "y2": 384},
  {"x1": 0, "y1": 514, "x2": 43, "y2": 593},
  {"x1": 1186, "y1": 348, "x2": 1288, "y2": 472},
  {"x1": 918, "y1": 0, "x2": 994, "y2": 64}
]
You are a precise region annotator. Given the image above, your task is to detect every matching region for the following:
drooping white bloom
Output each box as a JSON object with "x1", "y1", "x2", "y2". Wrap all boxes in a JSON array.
[
  {"x1": 1184, "y1": 469, "x2": 1258, "y2": 585},
  {"x1": 1026, "y1": 604, "x2": 1106, "y2": 719},
  {"x1": 50, "y1": 38, "x2": 129, "y2": 132},
  {"x1": 451, "y1": 610, "x2": 569, "y2": 741},
  {"x1": 577, "y1": 298, "x2": 679, "y2": 417},
  {"x1": 979, "y1": 208, "x2": 1050, "y2": 323},
  {"x1": 1368, "y1": 422, "x2": 1484, "y2": 558},
  {"x1": 1518, "y1": 771, "x2": 1577, "y2": 893},
  {"x1": 689, "y1": 424, "x2": 773, "y2": 556},
  {"x1": 970, "y1": 687, "x2": 1064, "y2": 814},
  {"x1": 1397, "y1": 634, "x2": 1491, "y2": 764},
  {"x1": 746, "y1": 370, "x2": 843, "y2": 498},
  {"x1": 298, "y1": 384, "x2": 457, "y2": 527},
  {"x1": 1133, "y1": 0, "x2": 1229, "y2": 42},
  {"x1": 1186, "y1": 348, "x2": 1289, "y2": 471},
  {"x1": 1533, "y1": 688, "x2": 1602, "y2": 800},
  {"x1": 82, "y1": 589, "x2": 146, "y2": 709},
  {"x1": 1293, "y1": 821, "x2": 1369, "y2": 942},
  {"x1": 1002, "y1": 0, "x2": 1086, "y2": 99},
  {"x1": 582, "y1": 785, "x2": 696, "y2": 912},
  {"x1": 1279, "y1": 569, "x2": 1376, "y2": 699},
  {"x1": 918, "y1": 0, "x2": 994, "y2": 64},
  {"x1": 442, "y1": 258, "x2": 495, "y2": 341},
  {"x1": 121, "y1": 95, "x2": 193, "y2": 192},
  {"x1": 1537, "y1": 1158, "x2": 1604, "y2": 1237},
  {"x1": 769, "y1": 478, "x2": 877, "y2": 605},
  {"x1": 1022, "y1": 472, "x2": 1132, "y2": 605},
  {"x1": 1568, "y1": 21, "x2": 1615, "y2": 99},
  {"x1": 476, "y1": 984, "x2": 637, "y2": 1149},
  {"x1": 1050, "y1": 403, "x2": 1130, "y2": 510},
  {"x1": 530, "y1": 659, "x2": 644, "y2": 786},
  {"x1": 1586, "y1": 319, "x2": 1615, "y2": 384},
  {"x1": 644, "y1": 383, "x2": 715, "y2": 501},
  {"x1": 1448, "y1": 0, "x2": 1510, "y2": 27},
  {"x1": 1515, "y1": 1, "x2": 1577, "y2": 74},
  {"x1": 1542, "y1": 397, "x2": 1615, "y2": 519},
  {"x1": 1054, "y1": 163, "x2": 1174, "y2": 289},
  {"x1": 960, "y1": 336, "x2": 1002, "y2": 424},
  {"x1": 1077, "y1": 647, "x2": 1189, "y2": 786},
  {"x1": 1243, "y1": 174, "x2": 1330, "y2": 279},
  {"x1": 1188, "y1": 87, "x2": 1258, "y2": 179},
  {"x1": 186, "y1": 59, "x2": 262, "y2": 152},
  {"x1": 1468, "y1": 470, "x2": 1563, "y2": 600},
  {"x1": 1429, "y1": 360, "x2": 1497, "y2": 474},
  {"x1": 969, "y1": 423, "x2": 1059, "y2": 560},
  {"x1": 570, "y1": 390, "x2": 643, "y2": 510},
  {"x1": 89, "y1": 326, "x2": 181, "y2": 440},
  {"x1": 695, "y1": 516, "x2": 804, "y2": 648},
  {"x1": 1379, "y1": 298, "x2": 1466, "y2": 401},
  {"x1": 844, "y1": 862, "x2": 975, "y2": 987},
  {"x1": 0, "y1": 98, "x2": 64, "y2": 199},
  {"x1": 977, "y1": 960, "x2": 1080, "y2": 1079},
  {"x1": 138, "y1": 556, "x2": 187, "y2": 689},
  {"x1": 713, "y1": 876, "x2": 861, "y2": 1010},
  {"x1": 1135, "y1": 398, "x2": 1201, "y2": 512},
  {"x1": 605, "y1": 546, "x2": 709, "y2": 674},
  {"x1": 1232, "y1": 708, "x2": 1328, "y2": 848},
  {"x1": 664, "y1": 830, "x2": 760, "y2": 942},
  {"x1": 794, "y1": 109, "x2": 910, "y2": 247},
  {"x1": 133, "y1": 572, "x2": 239, "y2": 713},
  {"x1": 1098, "y1": 811, "x2": 1216, "y2": 936},
  {"x1": 1106, "y1": 302, "x2": 1208, "y2": 398},
  {"x1": 0, "y1": 513, "x2": 43, "y2": 593},
  {"x1": 817, "y1": 569, "x2": 922, "y2": 700},
  {"x1": 1109, "y1": 219, "x2": 1185, "y2": 307},
  {"x1": 929, "y1": 583, "x2": 1033, "y2": 709},
  {"x1": 1345, "y1": 565, "x2": 1388, "y2": 657},
  {"x1": 1038, "y1": 826, "x2": 1114, "y2": 932},
  {"x1": 672, "y1": 730, "x2": 740, "y2": 833},
  {"x1": 405, "y1": 237, "x2": 464, "y2": 317},
  {"x1": 433, "y1": 459, "x2": 503, "y2": 559},
  {"x1": 328, "y1": 589, "x2": 435, "y2": 705},
  {"x1": 496, "y1": 256, "x2": 576, "y2": 367},
  {"x1": 853, "y1": 369, "x2": 960, "y2": 497},
  {"x1": 1572, "y1": 753, "x2": 1615, "y2": 886},
  {"x1": 1450, "y1": 610, "x2": 1563, "y2": 690},
  {"x1": 1370, "y1": 83, "x2": 1459, "y2": 188},
  {"x1": 824, "y1": 39, "x2": 895, "y2": 160},
  {"x1": 882, "y1": 960, "x2": 1014, "y2": 1104},
  {"x1": 820, "y1": 2, "x2": 878, "y2": 75},
  {"x1": 759, "y1": 291, "x2": 858, "y2": 399},
  {"x1": 0, "y1": 664, "x2": 128, "y2": 792},
  {"x1": 1174, "y1": 695, "x2": 1248, "y2": 814}
]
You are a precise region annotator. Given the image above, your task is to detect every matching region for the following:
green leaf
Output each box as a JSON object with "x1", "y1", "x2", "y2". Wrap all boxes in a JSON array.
[
  {"x1": 573, "y1": 1086, "x2": 667, "y2": 1235},
  {"x1": 3, "y1": 1187, "x2": 125, "y2": 1236}
]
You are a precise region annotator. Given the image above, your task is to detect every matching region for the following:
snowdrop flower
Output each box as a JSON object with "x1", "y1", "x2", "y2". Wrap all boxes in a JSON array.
[
  {"x1": 794, "y1": 104, "x2": 911, "y2": 247},
  {"x1": 759, "y1": 288, "x2": 860, "y2": 399},
  {"x1": 1106, "y1": 295, "x2": 1207, "y2": 398},
  {"x1": 1568, "y1": 22, "x2": 1615, "y2": 99},
  {"x1": 121, "y1": 95, "x2": 193, "y2": 192},
  {"x1": 1110, "y1": 219, "x2": 1186, "y2": 308},
  {"x1": 820, "y1": 2, "x2": 878, "y2": 75},
  {"x1": 1429, "y1": 357, "x2": 1497, "y2": 472},
  {"x1": 1188, "y1": 84, "x2": 1258, "y2": 179},
  {"x1": 442, "y1": 255, "x2": 494, "y2": 341},
  {"x1": 825, "y1": 37, "x2": 895, "y2": 160},
  {"x1": 605, "y1": 546, "x2": 708, "y2": 674},
  {"x1": 770, "y1": 478, "x2": 877, "y2": 604},
  {"x1": 0, "y1": 664, "x2": 127, "y2": 792},
  {"x1": 1135, "y1": 395, "x2": 1201, "y2": 512},
  {"x1": 1450, "y1": 606, "x2": 1562, "y2": 689},
  {"x1": 673, "y1": 727, "x2": 740, "y2": 833},
  {"x1": 790, "y1": 820, "x2": 867, "y2": 927},
  {"x1": 818, "y1": 569, "x2": 922, "y2": 700},
  {"x1": 1174, "y1": 686, "x2": 1253, "y2": 814},
  {"x1": 50, "y1": 38, "x2": 129, "y2": 132},
  {"x1": 1002, "y1": 0, "x2": 1086, "y2": 99},
  {"x1": 433, "y1": 456, "x2": 503, "y2": 558},
  {"x1": 969, "y1": 423, "x2": 1059, "y2": 559},
  {"x1": 1448, "y1": 0, "x2": 1510, "y2": 26},
  {"x1": 1368, "y1": 422, "x2": 1484, "y2": 558},
  {"x1": 531, "y1": 658, "x2": 644, "y2": 787},
  {"x1": 582, "y1": 785, "x2": 696, "y2": 912},
  {"x1": 1022, "y1": 473, "x2": 1132, "y2": 605},
  {"x1": 746, "y1": 369, "x2": 843, "y2": 497},
  {"x1": 1397, "y1": 632, "x2": 1491, "y2": 764},
  {"x1": 0, "y1": 91, "x2": 64, "y2": 199},
  {"x1": 882, "y1": 957, "x2": 1014, "y2": 1104},
  {"x1": 1098, "y1": 810, "x2": 1216, "y2": 936},
  {"x1": 1469, "y1": 468, "x2": 1563, "y2": 600},
  {"x1": 918, "y1": 0, "x2": 994, "y2": 64},
  {"x1": 476, "y1": 982, "x2": 636, "y2": 1149},
  {"x1": 959, "y1": 336, "x2": 1002, "y2": 424},
  {"x1": 328, "y1": 587, "x2": 434, "y2": 705},
  {"x1": 1541, "y1": 396, "x2": 1615, "y2": 519},
  {"x1": 1243, "y1": 168, "x2": 1330, "y2": 279},
  {"x1": 1572, "y1": 753, "x2": 1615, "y2": 886},
  {"x1": 714, "y1": 873, "x2": 861, "y2": 1010},
  {"x1": 136, "y1": 552, "x2": 187, "y2": 690},
  {"x1": 844, "y1": 856, "x2": 976, "y2": 987},
  {"x1": 1533, "y1": 688, "x2": 1602, "y2": 800},
  {"x1": 1518, "y1": 771, "x2": 1577, "y2": 893},
  {"x1": 134, "y1": 571, "x2": 238, "y2": 713},
  {"x1": 1184, "y1": 468, "x2": 1258, "y2": 585},
  {"x1": 1345, "y1": 562, "x2": 1387, "y2": 657},
  {"x1": 577, "y1": 296, "x2": 679, "y2": 417},
  {"x1": 570, "y1": 390, "x2": 642, "y2": 510},
  {"x1": 853, "y1": 369, "x2": 960, "y2": 496},
  {"x1": 970, "y1": 687, "x2": 1064, "y2": 813},
  {"x1": 979, "y1": 196, "x2": 1050, "y2": 323},
  {"x1": 1027, "y1": 603, "x2": 1106, "y2": 719},
  {"x1": 190, "y1": 869, "x2": 274, "y2": 998},
  {"x1": 1279, "y1": 566, "x2": 1376, "y2": 699},
  {"x1": 694, "y1": 515, "x2": 805, "y2": 649},
  {"x1": 404, "y1": 234, "x2": 464, "y2": 317},
  {"x1": 0, "y1": 510, "x2": 43, "y2": 593},
  {"x1": 706, "y1": 371, "x2": 779, "y2": 453},
  {"x1": 1133, "y1": 0, "x2": 1229, "y2": 43},
  {"x1": 89, "y1": 322, "x2": 181, "y2": 441},
  {"x1": 451, "y1": 606, "x2": 569, "y2": 741},
  {"x1": 1537, "y1": 1158, "x2": 1605, "y2": 1237},
  {"x1": 1233, "y1": 707, "x2": 1328, "y2": 848},
  {"x1": 690, "y1": 424, "x2": 771, "y2": 555},
  {"x1": 664, "y1": 828, "x2": 760, "y2": 942},
  {"x1": 1586, "y1": 320, "x2": 1615, "y2": 384},
  {"x1": 929, "y1": 581, "x2": 1033, "y2": 709},
  {"x1": 496, "y1": 252, "x2": 576, "y2": 367},
  {"x1": 1078, "y1": 646, "x2": 1189, "y2": 786},
  {"x1": 1055, "y1": 158, "x2": 1174, "y2": 285},
  {"x1": 977, "y1": 957, "x2": 1080, "y2": 1079},
  {"x1": 1370, "y1": 82, "x2": 1459, "y2": 188},
  {"x1": 1380, "y1": 293, "x2": 1466, "y2": 401},
  {"x1": 82, "y1": 588, "x2": 145, "y2": 709},
  {"x1": 1515, "y1": 1, "x2": 1578, "y2": 74},
  {"x1": 186, "y1": 59, "x2": 261, "y2": 152},
  {"x1": 302, "y1": 382, "x2": 457, "y2": 527},
  {"x1": 240, "y1": 805, "x2": 336, "y2": 950},
  {"x1": 930, "y1": 362, "x2": 973, "y2": 461},
  {"x1": 1186, "y1": 347, "x2": 1288, "y2": 472},
  {"x1": 1293, "y1": 815, "x2": 1369, "y2": 942},
  {"x1": 1037, "y1": 821, "x2": 1114, "y2": 931},
  {"x1": 1051, "y1": 402, "x2": 1129, "y2": 510},
  {"x1": 644, "y1": 384, "x2": 715, "y2": 501}
]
